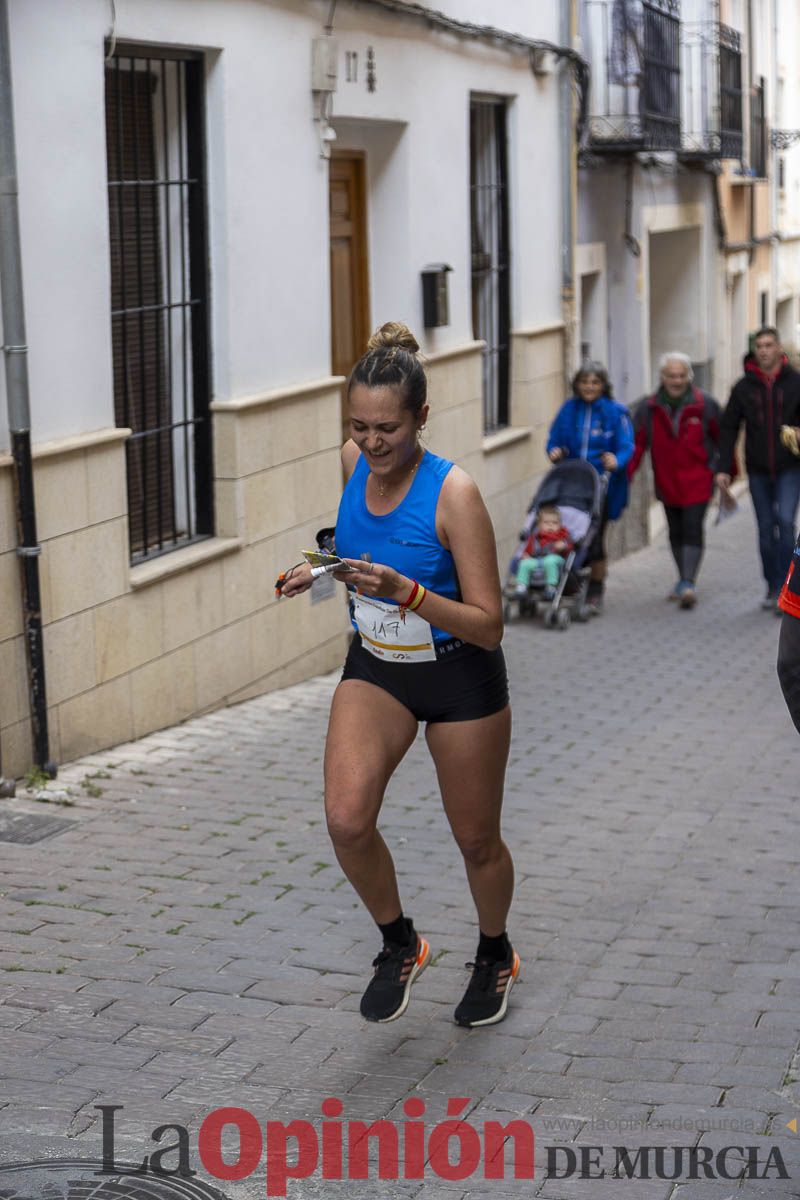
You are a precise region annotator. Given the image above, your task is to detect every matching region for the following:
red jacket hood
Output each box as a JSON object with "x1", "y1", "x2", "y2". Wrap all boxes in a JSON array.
[{"x1": 744, "y1": 352, "x2": 789, "y2": 386}]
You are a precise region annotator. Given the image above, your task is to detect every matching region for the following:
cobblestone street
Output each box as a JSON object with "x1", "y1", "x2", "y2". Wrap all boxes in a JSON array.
[{"x1": 1, "y1": 502, "x2": 799, "y2": 1199}]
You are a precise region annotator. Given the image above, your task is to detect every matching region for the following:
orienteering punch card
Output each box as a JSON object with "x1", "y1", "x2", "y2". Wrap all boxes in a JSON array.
[{"x1": 301, "y1": 550, "x2": 355, "y2": 572}]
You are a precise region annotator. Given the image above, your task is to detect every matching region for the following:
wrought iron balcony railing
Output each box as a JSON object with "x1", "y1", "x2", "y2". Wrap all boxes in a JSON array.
[
  {"x1": 680, "y1": 22, "x2": 743, "y2": 160},
  {"x1": 584, "y1": 0, "x2": 681, "y2": 153}
]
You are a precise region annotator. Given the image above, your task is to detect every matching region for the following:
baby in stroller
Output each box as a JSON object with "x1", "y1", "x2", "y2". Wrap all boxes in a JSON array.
[
  {"x1": 514, "y1": 506, "x2": 573, "y2": 598},
  {"x1": 504, "y1": 460, "x2": 606, "y2": 629}
]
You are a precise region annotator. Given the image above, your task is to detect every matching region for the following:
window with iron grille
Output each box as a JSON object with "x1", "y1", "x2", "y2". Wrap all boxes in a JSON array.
[
  {"x1": 642, "y1": 1, "x2": 681, "y2": 150},
  {"x1": 719, "y1": 26, "x2": 743, "y2": 160},
  {"x1": 105, "y1": 47, "x2": 213, "y2": 564},
  {"x1": 470, "y1": 98, "x2": 511, "y2": 433},
  {"x1": 749, "y1": 76, "x2": 767, "y2": 178}
]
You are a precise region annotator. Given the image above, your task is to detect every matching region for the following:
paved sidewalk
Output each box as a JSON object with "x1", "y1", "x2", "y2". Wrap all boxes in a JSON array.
[{"x1": 1, "y1": 501, "x2": 799, "y2": 1199}]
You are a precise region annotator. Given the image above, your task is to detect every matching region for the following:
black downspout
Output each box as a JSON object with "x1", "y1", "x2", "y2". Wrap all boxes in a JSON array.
[
  {"x1": 0, "y1": 0, "x2": 55, "y2": 778},
  {"x1": 0, "y1": 718, "x2": 14, "y2": 794},
  {"x1": 12, "y1": 432, "x2": 54, "y2": 775}
]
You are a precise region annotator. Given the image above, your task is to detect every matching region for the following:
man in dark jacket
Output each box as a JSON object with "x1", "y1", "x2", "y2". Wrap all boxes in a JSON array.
[
  {"x1": 630, "y1": 352, "x2": 722, "y2": 608},
  {"x1": 716, "y1": 327, "x2": 800, "y2": 609}
]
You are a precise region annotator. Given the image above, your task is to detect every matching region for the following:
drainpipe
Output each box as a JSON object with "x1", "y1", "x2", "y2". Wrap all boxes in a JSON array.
[
  {"x1": 0, "y1": 716, "x2": 14, "y2": 794},
  {"x1": 769, "y1": 0, "x2": 778, "y2": 321},
  {"x1": 560, "y1": 0, "x2": 578, "y2": 382},
  {"x1": 0, "y1": 0, "x2": 55, "y2": 778}
]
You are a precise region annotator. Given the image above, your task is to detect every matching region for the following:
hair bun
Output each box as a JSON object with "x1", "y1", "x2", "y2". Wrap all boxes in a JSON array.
[{"x1": 366, "y1": 321, "x2": 420, "y2": 355}]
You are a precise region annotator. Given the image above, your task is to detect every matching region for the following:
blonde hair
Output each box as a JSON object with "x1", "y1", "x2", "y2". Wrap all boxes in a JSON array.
[
  {"x1": 366, "y1": 321, "x2": 420, "y2": 355},
  {"x1": 349, "y1": 322, "x2": 427, "y2": 418}
]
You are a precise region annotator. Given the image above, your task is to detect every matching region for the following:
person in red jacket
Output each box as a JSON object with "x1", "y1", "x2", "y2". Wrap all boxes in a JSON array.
[{"x1": 629, "y1": 353, "x2": 723, "y2": 608}]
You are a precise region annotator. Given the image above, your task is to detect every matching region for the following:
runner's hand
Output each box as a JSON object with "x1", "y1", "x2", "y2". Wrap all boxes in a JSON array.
[
  {"x1": 601, "y1": 452, "x2": 618, "y2": 471},
  {"x1": 278, "y1": 562, "x2": 314, "y2": 598},
  {"x1": 549, "y1": 447, "x2": 565, "y2": 463},
  {"x1": 715, "y1": 472, "x2": 732, "y2": 492},
  {"x1": 336, "y1": 558, "x2": 408, "y2": 601}
]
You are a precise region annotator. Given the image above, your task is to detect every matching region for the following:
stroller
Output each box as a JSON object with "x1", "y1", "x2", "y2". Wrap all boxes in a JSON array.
[{"x1": 503, "y1": 459, "x2": 607, "y2": 629}]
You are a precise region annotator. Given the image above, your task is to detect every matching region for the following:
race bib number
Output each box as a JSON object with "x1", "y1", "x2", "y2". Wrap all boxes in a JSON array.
[{"x1": 351, "y1": 593, "x2": 437, "y2": 663}]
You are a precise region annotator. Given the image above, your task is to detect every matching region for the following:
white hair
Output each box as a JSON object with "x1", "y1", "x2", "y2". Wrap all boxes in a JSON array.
[{"x1": 659, "y1": 351, "x2": 694, "y2": 380}]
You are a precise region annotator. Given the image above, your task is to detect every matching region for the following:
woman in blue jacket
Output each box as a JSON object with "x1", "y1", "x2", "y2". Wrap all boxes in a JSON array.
[{"x1": 546, "y1": 362, "x2": 634, "y2": 613}]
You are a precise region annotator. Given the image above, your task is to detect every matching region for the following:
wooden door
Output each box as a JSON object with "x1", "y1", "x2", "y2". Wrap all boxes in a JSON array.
[{"x1": 329, "y1": 153, "x2": 370, "y2": 441}]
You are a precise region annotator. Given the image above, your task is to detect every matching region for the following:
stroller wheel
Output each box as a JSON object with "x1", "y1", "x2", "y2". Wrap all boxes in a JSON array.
[
  {"x1": 574, "y1": 604, "x2": 591, "y2": 623},
  {"x1": 544, "y1": 609, "x2": 557, "y2": 629},
  {"x1": 556, "y1": 608, "x2": 571, "y2": 630}
]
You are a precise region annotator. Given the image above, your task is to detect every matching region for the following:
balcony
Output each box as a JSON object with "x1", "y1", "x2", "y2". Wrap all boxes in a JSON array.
[
  {"x1": 583, "y1": 0, "x2": 681, "y2": 153},
  {"x1": 680, "y1": 22, "x2": 743, "y2": 161}
]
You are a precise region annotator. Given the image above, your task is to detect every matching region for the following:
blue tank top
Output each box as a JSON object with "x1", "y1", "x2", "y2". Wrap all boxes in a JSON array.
[{"x1": 335, "y1": 450, "x2": 460, "y2": 642}]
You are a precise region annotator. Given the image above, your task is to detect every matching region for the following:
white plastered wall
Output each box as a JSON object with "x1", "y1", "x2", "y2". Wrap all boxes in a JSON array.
[
  {"x1": 575, "y1": 241, "x2": 608, "y2": 370},
  {"x1": 0, "y1": 0, "x2": 564, "y2": 450},
  {"x1": 725, "y1": 251, "x2": 749, "y2": 399},
  {"x1": 328, "y1": 7, "x2": 563, "y2": 350},
  {"x1": 412, "y1": 1, "x2": 560, "y2": 43},
  {"x1": 641, "y1": 202, "x2": 708, "y2": 392}
]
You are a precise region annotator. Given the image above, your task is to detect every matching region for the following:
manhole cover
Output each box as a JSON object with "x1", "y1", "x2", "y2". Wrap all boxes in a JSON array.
[
  {"x1": 0, "y1": 1161, "x2": 229, "y2": 1200},
  {"x1": 0, "y1": 812, "x2": 76, "y2": 845}
]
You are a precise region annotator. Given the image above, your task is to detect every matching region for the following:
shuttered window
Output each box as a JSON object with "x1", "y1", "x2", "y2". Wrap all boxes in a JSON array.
[
  {"x1": 105, "y1": 48, "x2": 212, "y2": 562},
  {"x1": 642, "y1": 1, "x2": 681, "y2": 150},
  {"x1": 750, "y1": 76, "x2": 767, "y2": 179},
  {"x1": 719, "y1": 25, "x2": 743, "y2": 161},
  {"x1": 470, "y1": 98, "x2": 511, "y2": 432}
]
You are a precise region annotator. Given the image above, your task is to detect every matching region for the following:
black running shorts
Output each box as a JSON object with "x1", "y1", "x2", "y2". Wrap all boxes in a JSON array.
[{"x1": 341, "y1": 635, "x2": 509, "y2": 724}]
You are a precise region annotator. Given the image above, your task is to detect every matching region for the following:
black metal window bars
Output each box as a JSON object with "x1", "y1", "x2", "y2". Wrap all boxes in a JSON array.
[
  {"x1": 470, "y1": 98, "x2": 511, "y2": 433},
  {"x1": 642, "y1": 0, "x2": 681, "y2": 150},
  {"x1": 749, "y1": 75, "x2": 768, "y2": 179},
  {"x1": 719, "y1": 24, "x2": 743, "y2": 161},
  {"x1": 584, "y1": 0, "x2": 681, "y2": 152},
  {"x1": 105, "y1": 48, "x2": 213, "y2": 563}
]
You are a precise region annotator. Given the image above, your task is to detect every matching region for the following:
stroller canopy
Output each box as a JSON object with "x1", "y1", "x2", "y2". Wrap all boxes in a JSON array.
[{"x1": 529, "y1": 459, "x2": 602, "y2": 517}]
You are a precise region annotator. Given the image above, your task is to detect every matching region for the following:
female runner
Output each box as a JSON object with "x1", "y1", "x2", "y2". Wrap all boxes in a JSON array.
[{"x1": 281, "y1": 322, "x2": 518, "y2": 1027}]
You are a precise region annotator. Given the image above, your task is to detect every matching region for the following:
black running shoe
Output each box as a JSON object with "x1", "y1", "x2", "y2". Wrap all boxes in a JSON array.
[
  {"x1": 454, "y1": 948, "x2": 520, "y2": 1028},
  {"x1": 360, "y1": 934, "x2": 430, "y2": 1023}
]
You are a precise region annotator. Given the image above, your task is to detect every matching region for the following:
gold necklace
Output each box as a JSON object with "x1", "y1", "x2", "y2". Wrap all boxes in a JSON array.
[{"x1": 374, "y1": 448, "x2": 423, "y2": 497}]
